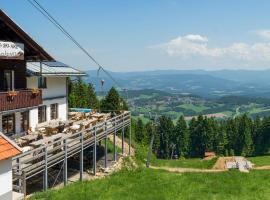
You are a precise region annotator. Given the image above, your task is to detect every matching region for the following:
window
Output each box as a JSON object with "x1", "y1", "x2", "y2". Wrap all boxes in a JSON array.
[
  {"x1": 38, "y1": 76, "x2": 47, "y2": 89},
  {"x1": 38, "y1": 106, "x2": 47, "y2": 123},
  {"x1": 3, "y1": 70, "x2": 14, "y2": 91},
  {"x1": 50, "y1": 103, "x2": 58, "y2": 120},
  {"x1": 2, "y1": 114, "x2": 15, "y2": 136},
  {"x1": 21, "y1": 111, "x2": 29, "y2": 132}
]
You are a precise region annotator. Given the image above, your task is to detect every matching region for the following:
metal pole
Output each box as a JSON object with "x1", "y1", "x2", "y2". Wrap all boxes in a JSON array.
[
  {"x1": 113, "y1": 117, "x2": 117, "y2": 161},
  {"x1": 44, "y1": 146, "x2": 48, "y2": 190},
  {"x1": 93, "y1": 127, "x2": 97, "y2": 175},
  {"x1": 64, "y1": 139, "x2": 67, "y2": 186},
  {"x1": 22, "y1": 171, "x2": 26, "y2": 197},
  {"x1": 122, "y1": 114, "x2": 124, "y2": 155},
  {"x1": 146, "y1": 132, "x2": 155, "y2": 168},
  {"x1": 80, "y1": 133, "x2": 84, "y2": 181},
  {"x1": 104, "y1": 122, "x2": 107, "y2": 168},
  {"x1": 16, "y1": 158, "x2": 22, "y2": 193},
  {"x1": 129, "y1": 120, "x2": 131, "y2": 156}
]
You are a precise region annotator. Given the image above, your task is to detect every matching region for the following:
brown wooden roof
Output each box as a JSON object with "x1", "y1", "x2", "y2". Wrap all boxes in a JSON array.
[{"x1": 0, "y1": 9, "x2": 54, "y2": 61}]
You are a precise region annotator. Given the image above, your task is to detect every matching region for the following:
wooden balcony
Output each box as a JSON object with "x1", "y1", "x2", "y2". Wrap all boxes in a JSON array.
[{"x1": 0, "y1": 89, "x2": 42, "y2": 112}]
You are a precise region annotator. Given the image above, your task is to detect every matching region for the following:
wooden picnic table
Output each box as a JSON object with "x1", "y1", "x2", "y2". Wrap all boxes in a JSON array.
[
  {"x1": 20, "y1": 133, "x2": 39, "y2": 143},
  {"x1": 29, "y1": 133, "x2": 66, "y2": 148}
]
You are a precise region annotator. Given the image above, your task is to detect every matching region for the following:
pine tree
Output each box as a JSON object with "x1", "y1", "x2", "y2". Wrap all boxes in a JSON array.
[
  {"x1": 157, "y1": 116, "x2": 174, "y2": 159},
  {"x1": 135, "y1": 118, "x2": 146, "y2": 144},
  {"x1": 214, "y1": 125, "x2": 228, "y2": 156},
  {"x1": 87, "y1": 83, "x2": 99, "y2": 109},
  {"x1": 174, "y1": 116, "x2": 189, "y2": 157},
  {"x1": 238, "y1": 114, "x2": 253, "y2": 156},
  {"x1": 101, "y1": 87, "x2": 121, "y2": 112}
]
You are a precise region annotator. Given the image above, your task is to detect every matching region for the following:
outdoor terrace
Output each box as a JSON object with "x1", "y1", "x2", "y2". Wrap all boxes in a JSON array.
[{"x1": 11, "y1": 110, "x2": 131, "y2": 197}]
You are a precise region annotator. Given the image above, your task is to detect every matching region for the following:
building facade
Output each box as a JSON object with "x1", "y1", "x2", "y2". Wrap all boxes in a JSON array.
[{"x1": 0, "y1": 9, "x2": 85, "y2": 138}]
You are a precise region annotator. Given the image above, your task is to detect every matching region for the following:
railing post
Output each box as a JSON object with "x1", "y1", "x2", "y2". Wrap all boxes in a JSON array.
[
  {"x1": 104, "y1": 121, "x2": 107, "y2": 168},
  {"x1": 122, "y1": 114, "x2": 125, "y2": 155},
  {"x1": 44, "y1": 145, "x2": 48, "y2": 190},
  {"x1": 80, "y1": 133, "x2": 84, "y2": 181},
  {"x1": 16, "y1": 158, "x2": 22, "y2": 193},
  {"x1": 93, "y1": 127, "x2": 97, "y2": 176},
  {"x1": 22, "y1": 171, "x2": 26, "y2": 197},
  {"x1": 64, "y1": 139, "x2": 68, "y2": 186},
  {"x1": 113, "y1": 117, "x2": 117, "y2": 161}
]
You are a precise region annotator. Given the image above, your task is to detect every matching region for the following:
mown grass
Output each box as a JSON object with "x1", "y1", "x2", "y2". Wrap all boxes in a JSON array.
[
  {"x1": 248, "y1": 155, "x2": 270, "y2": 166},
  {"x1": 31, "y1": 168, "x2": 270, "y2": 200},
  {"x1": 151, "y1": 157, "x2": 217, "y2": 169}
]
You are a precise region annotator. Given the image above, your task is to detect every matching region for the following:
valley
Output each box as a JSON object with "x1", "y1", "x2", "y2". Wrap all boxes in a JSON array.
[{"x1": 125, "y1": 89, "x2": 270, "y2": 123}]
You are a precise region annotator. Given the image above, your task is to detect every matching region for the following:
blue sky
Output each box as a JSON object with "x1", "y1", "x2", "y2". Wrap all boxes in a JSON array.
[{"x1": 2, "y1": 0, "x2": 270, "y2": 71}]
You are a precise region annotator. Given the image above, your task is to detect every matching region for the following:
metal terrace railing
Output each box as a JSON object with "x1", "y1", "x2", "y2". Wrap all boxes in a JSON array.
[{"x1": 12, "y1": 111, "x2": 131, "y2": 196}]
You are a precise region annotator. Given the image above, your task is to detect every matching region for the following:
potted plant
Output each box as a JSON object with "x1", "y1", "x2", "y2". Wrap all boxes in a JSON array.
[
  {"x1": 7, "y1": 90, "x2": 18, "y2": 97},
  {"x1": 7, "y1": 90, "x2": 18, "y2": 101},
  {"x1": 31, "y1": 88, "x2": 40, "y2": 96}
]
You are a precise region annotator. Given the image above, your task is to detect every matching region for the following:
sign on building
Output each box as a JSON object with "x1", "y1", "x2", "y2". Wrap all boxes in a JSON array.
[{"x1": 0, "y1": 41, "x2": 24, "y2": 60}]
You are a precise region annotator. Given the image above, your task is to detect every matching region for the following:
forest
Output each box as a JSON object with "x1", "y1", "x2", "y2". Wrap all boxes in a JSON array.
[{"x1": 134, "y1": 114, "x2": 270, "y2": 159}]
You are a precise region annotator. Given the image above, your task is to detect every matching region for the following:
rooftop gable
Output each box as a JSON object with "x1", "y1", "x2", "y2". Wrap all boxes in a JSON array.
[{"x1": 0, "y1": 9, "x2": 54, "y2": 61}]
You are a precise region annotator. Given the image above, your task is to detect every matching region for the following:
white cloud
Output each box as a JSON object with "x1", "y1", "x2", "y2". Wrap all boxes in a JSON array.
[
  {"x1": 255, "y1": 29, "x2": 270, "y2": 40},
  {"x1": 150, "y1": 34, "x2": 270, "y2": 62}
]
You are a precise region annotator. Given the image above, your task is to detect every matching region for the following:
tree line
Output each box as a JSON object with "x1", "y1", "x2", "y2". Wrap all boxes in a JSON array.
[
  {"x1": 134, "y1": 114, "x2": 270, "y2": 159},
  {"x1": 68, "y1": 78, "x2": 128, "y2": 112}
]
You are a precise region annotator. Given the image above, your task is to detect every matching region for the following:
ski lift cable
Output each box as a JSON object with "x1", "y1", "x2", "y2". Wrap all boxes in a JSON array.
[{"x1": 26, "y1": 0, "x2": 123, "y2": 91}]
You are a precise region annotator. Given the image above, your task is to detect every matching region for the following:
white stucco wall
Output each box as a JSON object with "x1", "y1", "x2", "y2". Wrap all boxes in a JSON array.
[
  {"x1": 28, "y1": 98, "x2": 67, "y2": 130},
  {"x1": 43, "y1": 97, "x2": 67, "y2": 121},
  {"x1": 29, "y1": 108, "x2": 38, "y2": 131},
  {"x1": 0, "y1": 158, "x2": 12, "y2": 200},
  {"x1": 27, "y1": 76, "x2": 67, "y2": 99}
]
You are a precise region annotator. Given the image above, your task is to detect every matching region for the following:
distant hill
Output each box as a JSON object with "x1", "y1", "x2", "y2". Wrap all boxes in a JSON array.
[{"x1": 84, "y1": 69, "x2": 270, "y2": 98}]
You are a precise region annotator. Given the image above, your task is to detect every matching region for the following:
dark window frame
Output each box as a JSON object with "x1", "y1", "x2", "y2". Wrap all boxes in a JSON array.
[
  {"x1": 2, "y1": 114, "x2": 15, "y2": 136},
  {"x1": 21, "y1": 111, "x2": 29, "y2": 132},
  {"x1": 50, "y1": 103, "x2": 58, "y2": 120},
  {"x1": 38, "y1": 76, "x2": 47, "y2": 89},
  {"x1": 3, "y1": 70, "x2": 14, "y2": 91},
  {"x1": 38, "y1": 105, "x2": 47, "y2": 123}
]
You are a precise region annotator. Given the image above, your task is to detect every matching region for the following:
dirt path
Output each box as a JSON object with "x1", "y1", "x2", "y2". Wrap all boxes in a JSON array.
[
  {"x1": 150, "y1": 166, "x2": 226, "y2": 173},
  {"x1": 253, "y1": 165, "x2": 270, "y2": 170}
]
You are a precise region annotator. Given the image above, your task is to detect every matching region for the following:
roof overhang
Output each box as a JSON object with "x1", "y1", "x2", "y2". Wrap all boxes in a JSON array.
[
  {"x1": 0, "y1": 132, "x2": 22, "y2": 160},
  {"x1": 27, "y1": 61, "x2": 87, "y2": 77},
  {"x1": 0, "y1": 9, "x2": 54, "y2": 61}
]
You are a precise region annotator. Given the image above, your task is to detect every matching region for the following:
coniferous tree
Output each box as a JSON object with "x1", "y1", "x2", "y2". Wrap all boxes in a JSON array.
[
  {"x1": 174, "y1": 116, "x2": 189, "y2": 157},
  {"x1": 135, "y1": 118, "x2": 146, "y2": 144},
  {"x1": 87, "y1": 83, "x2": 99, "y2": 109},
  {"x1": 157, "y1": 116, "x2": 174, "y2": 159},
  {"x1": 237, "y1": 114, "x2": 253, "y2": 156},
  {"x1": 101, "y1": 87, "x2": 121, "y2": 112}
]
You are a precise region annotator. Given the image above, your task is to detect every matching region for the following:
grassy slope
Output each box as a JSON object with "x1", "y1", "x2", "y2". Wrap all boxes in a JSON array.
[
  {"x1": 249, "y1": 155, "x2": 270, "y2": 166},
  {"x1": 31, "y1": 168, "x2": 270, "y2": 200}
]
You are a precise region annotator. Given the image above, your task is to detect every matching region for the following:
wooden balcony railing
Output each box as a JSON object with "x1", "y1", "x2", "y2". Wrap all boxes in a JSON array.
[{"x1": 0, "y1": 89, "x2": 42, "y2": 112}]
